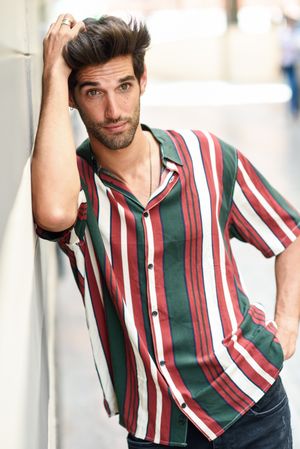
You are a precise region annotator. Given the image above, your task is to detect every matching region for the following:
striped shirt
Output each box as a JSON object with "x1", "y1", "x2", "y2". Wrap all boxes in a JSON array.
[{"x1": 37, "y1": 125, "x2": 300, "y2": 446}]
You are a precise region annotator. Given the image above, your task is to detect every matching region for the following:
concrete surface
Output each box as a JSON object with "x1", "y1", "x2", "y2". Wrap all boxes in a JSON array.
[
  {"x1": 56, "y1": 91, "x2": 300, "y2": 449},
  {"x1": 0, "y1": 2, "x2": 59, "y2": 449}
]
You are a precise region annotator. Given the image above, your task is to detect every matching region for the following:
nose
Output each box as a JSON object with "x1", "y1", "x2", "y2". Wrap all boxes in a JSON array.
[{"x1": 104, "y1": 93, "x2": 120, "y2": 121}]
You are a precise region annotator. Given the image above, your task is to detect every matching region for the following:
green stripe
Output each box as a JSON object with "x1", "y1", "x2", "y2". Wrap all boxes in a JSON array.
[
  {"x1": 218, "y1": 139, "x2": 238, "y2": 235},
  {"x1": 158, "y1": 182, "x2": 238, "y2": 424},
  {"x1": 126, "y1": 199, "x2": 156, "y2": 359},
  {"x1": 169, "y1": 397, "x2": 188, "y2": 445},
  {"x1": 246, "y1": 315, "x2": 284, "y2": 370},
  {"x1": 82, "y1": 180, "x2": 128, "y2": 420},
  {"x1": 253, "y1": 165, "x2": 300, "y2": 229}
]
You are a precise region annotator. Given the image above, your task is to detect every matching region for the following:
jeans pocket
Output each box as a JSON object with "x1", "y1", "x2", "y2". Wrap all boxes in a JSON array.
[{"x1": 246, "y1": 377, "x2": 288, "y2": 417}]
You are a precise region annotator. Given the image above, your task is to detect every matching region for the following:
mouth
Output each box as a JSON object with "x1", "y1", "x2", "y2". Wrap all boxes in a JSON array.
[{"x1": 102, "y1": 121, "x2": 128, "y2": 133}]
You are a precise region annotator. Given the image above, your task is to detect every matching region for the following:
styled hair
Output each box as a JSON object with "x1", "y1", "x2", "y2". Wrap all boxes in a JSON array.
[{"x1": 63, "y1": 15, "x2": 151, "y2": 91}]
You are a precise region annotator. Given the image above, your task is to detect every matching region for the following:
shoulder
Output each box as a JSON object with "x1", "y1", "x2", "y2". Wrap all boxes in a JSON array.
[
  {"x1": 76, "y1": 138, "x2": 92, "y2": 162},
  {"x1": 166, "y1": 129, "x2": 237, "y2": 157},
  {"x1": 76, "y1": 138, "x2": 96, "y2": 182}
]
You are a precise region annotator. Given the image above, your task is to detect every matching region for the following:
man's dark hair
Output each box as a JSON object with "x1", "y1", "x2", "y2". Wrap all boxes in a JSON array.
[{"x1": 63, "y1": 15, "x2": 151, "y2": 92}]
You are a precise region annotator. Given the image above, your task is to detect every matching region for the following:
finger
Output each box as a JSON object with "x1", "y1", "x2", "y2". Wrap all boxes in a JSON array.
[
  {"x1": 70, "y1": 21, "x2": 86, "y2": 37},
  {"x1": 52, "y1": 14, "x2": 75, "y2": 33},
  {"x1": 51, "y1": 14, "x2": 67, "y2": 32},
  {"x1": 45, "y1": 23, "x2": 55, "y2": 39},
  {"x1": 59, "y1": 14, "x2": 76, "y2": 30}
]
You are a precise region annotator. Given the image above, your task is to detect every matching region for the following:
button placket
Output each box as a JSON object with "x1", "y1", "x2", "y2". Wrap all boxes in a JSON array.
[{"x1": 143, "y1": 206, "x2": 168, "y2": 380}]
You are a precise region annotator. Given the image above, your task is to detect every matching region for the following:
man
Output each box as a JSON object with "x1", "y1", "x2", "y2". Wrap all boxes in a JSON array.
[
  {"x1": 279, "y1": 5, "x2": 300, "y2": 116},
  {"x1": 32, "y1": 13, "x2": 300, "y2": 449}
]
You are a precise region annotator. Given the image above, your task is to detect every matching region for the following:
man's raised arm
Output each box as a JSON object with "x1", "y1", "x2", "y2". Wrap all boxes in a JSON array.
[{"x1": 31, "y1": 14, "x2": 85, "y2": 232}]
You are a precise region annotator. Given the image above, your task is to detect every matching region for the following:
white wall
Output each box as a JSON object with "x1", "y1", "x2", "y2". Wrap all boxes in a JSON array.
[{"x1": 0, "y1": 1, "x2": 57, "y2": 448}]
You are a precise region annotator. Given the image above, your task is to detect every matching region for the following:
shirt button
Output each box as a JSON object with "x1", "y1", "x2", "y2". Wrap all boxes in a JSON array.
[
  {"x1": 181, "y1": 402, "x2": 187, "y2": 409},
  {"x1": 152, "y1": 310, "x2": 158, "y2": 317},
  {"x1": 148, "y1": 263, "x2": 154, "y2": 270},
  {"x1": 143, "y1": 211, "x2": 149, "y2": 217},
  {"x1": 159, "y1": 360, "x2": 165, "y2": 366}
]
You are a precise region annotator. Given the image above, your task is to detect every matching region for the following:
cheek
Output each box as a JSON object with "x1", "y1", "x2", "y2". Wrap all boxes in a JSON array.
[{"x1": 125, "y1": 93, "x2": 140, "y2": 111}]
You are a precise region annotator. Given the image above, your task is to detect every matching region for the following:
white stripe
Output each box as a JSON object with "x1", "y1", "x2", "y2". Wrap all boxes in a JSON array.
[
  {"x1": 118, "y1": 205, "x2": 134, "y2": 317},
  {"x1": 233, "y1": 182, "x2": 285, "y2": 254},
  {"x1": 117, "y1": 204, "x2": 149, "y2": 438},
  {"x1": 160, "y1": 364, "x2": 217, "y2": 441},
  {"x1": 180, "y1": 130, "x2": 264, "y2": 401},
  {"x1": 232, "y1": 335, "x2": 274, "y2": 384},
  {"x1": 203, "y1": 131, "x2": 238, "y2": 332},
  {"x1": 67, "y1": 189, "x2": 87, "y2": 252},
  {"x1": 95, "y1": 175, "x2": 112, "y2": 263},
  {"x1": 149, "y1": 170, "x2": 174, "y2": 202},
  {"x1": 84, "y1": 230, "x2": 119, "y2": 414},
  {"x1": 144, "y1": 212, "x2": 216, "y2": 440},
  {"x1": 149, "y1": 358, "x2": 163, "y2": 444},
  {"x1": 66, "y1": 242, "x2": 85, "y2": 278},
  {"x1": 253, "y1": 302, "x2": 265, "y2": 313},
  {"x1": 86, "y1": 229, "x2": 103, "y2": 304},
  {"x1": 238, "y1": 159, "x2": 296, "y2": 242},
  {"x1": 117, "y1": 204, "x2": 164, "y2": 442},
  {"x1": 203, "y1": 131, "x2": 275, "y2": 385}
]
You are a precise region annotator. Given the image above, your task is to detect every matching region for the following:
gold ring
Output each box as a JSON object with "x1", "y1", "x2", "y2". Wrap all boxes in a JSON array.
[{"x1": 61, "y1": 18, "x2": 72, "y2": 27}]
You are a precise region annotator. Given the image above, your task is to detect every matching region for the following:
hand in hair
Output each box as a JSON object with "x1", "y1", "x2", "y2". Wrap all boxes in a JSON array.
[{"x1": 43, "y1": 14, "x2": 86, "y2": 78}]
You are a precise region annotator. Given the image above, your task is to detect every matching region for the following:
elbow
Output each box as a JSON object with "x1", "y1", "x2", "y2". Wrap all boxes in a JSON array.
[{"x1": 33, "y1": 206, "x2": 77, "y2": 232}]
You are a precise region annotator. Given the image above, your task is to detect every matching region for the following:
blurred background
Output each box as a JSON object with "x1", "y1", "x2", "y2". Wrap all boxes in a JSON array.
[{"x1": 1, "y1": 1, "x2": 300, "y2": 448}]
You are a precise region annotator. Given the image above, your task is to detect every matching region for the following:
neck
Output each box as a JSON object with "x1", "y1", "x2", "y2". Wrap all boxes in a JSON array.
[{"x1": 89, "y1": 125, "x2": 148, "y2": 181}]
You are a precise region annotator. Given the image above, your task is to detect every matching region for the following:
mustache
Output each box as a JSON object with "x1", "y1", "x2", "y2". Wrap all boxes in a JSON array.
[{"x1": 99, "y1": 117, "x2": 130, "y2": 126}]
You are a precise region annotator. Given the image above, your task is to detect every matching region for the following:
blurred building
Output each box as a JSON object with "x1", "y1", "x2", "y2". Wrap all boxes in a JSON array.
[{"x1": 47, "y1": 0, "x2": 300, "y2": 82}]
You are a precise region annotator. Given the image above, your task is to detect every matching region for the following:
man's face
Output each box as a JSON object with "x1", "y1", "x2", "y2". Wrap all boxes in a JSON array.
[{"x1": 71, "y1": 55, "x2": 147, "y2": 150}]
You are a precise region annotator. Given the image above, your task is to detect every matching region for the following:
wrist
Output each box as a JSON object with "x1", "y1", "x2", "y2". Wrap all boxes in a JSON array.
[
  {"x1": 42, "y1": 68, "x2": 70, "y2": 94},
  {"x1": 275, "y1": 313, "x2": 299, "y2": 331},
  {"x1": 43, "y1": 62, "x2": 71, "y2": 82}
]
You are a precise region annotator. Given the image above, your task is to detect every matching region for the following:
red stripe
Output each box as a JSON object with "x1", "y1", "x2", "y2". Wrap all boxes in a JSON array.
[
  {"x1": 197, "y1": 141, "x2": 280, "y2": 388},
  {"x1": 198, "y1": 133, "x2": 256, "y2": 408},
  {"x1": 238, "y1": 151, "x2": 299, "y2": 234},
  {"x1": 169, "y1": 131, "x2": 256, "y2": 412},
  {"x1": 113, "y1": 193, "x2": 160, "y2": 439},
  {"x1": 78, "y1": 156, "x2": 99, "y2": 218},
  {"x1": 236, "y1": 167, "x2": 292, "y2": 248},
  {"x1": 149, "y1": 205, "x2": 223, "y2": 435},
  {"x1": 85, "y1": 246, "x2": 114, "y2": 376},
  {"x1": 231, "y1": 204, "x2": 273, "y2": 256}
]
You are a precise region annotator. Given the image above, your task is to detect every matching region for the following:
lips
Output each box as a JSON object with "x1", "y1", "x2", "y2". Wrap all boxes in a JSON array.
[{"x1": 102, "y1": 121, "x2": 127, "y2": 132}]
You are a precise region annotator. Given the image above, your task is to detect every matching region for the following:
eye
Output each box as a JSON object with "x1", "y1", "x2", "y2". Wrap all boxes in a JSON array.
[
  {"x1": 87, "y1": 89, "x2": 101, "y2": 97},
  {"x1": 119, "y1": 83, "x2": 131, "y2": 92}
]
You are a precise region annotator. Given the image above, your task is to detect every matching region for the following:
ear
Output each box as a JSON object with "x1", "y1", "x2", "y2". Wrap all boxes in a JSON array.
[{"x1": 139, "y1": 65, "x2": 147, "y2": 95}]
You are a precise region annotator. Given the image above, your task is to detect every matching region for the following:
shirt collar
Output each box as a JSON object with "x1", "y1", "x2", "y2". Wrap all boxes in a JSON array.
[
  {"x1": 77, "y1": 124, "x2": 184, "y2": 173},
  {"x1": 141, "y1": 124, "x2": 183, "y2": 169}
]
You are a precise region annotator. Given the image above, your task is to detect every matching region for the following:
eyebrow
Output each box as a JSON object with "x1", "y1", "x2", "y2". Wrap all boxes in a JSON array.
[{"x1": 78, "y1": 75, "x2": 136, "y2": 90}]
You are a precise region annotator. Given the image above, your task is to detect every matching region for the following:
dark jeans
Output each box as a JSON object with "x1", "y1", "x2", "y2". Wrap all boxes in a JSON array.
[{"x1": 127, "y1": 377, "x2": 292, "y2": 449}]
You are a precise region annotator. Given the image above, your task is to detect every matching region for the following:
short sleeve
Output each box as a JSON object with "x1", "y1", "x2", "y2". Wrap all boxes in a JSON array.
[
  {"x1": 229, "y1": 150, "x2": 300, "y2": 257},
  {"x1": 35, "y1": 189, "x2": 87, "y2": 249}
]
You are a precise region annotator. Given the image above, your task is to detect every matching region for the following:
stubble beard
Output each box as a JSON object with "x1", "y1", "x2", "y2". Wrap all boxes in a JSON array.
[{"x1": 77, "y1": 101, "x2": 141, "y2": 151}]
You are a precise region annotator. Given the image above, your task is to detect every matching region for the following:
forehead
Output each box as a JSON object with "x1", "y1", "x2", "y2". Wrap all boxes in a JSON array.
[{"x1": 76, "y1": 55, "x2": 135, "y2": 85}]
